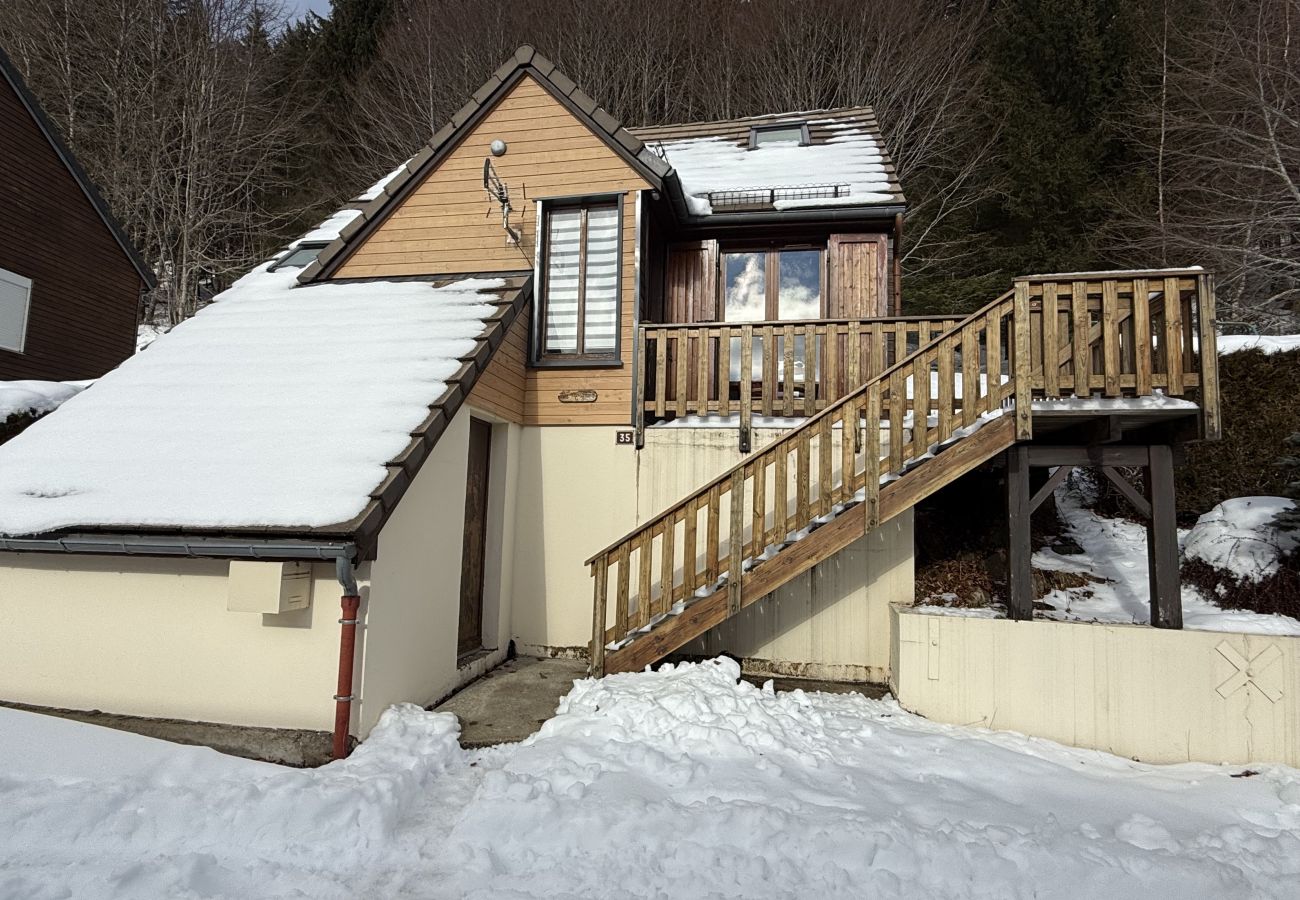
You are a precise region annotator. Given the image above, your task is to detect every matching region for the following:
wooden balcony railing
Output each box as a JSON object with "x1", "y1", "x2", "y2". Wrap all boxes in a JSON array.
[
  {"x1": 594, "y1": 269, "x2": 1218, "y2": 673},
  {"x1": 635, "y1": 316, "x2": 963, "y2": 451}
]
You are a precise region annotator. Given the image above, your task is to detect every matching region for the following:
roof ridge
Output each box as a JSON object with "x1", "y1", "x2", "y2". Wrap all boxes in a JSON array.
[
  {"x1": 628, "y1": 105, "x2": 878, "y2": 133},
  {"x1": 299, "y1": 45, "x2": 669, "y2": 285}
]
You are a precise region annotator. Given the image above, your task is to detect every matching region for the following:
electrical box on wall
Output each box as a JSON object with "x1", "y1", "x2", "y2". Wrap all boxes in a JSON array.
[{"x1": 227, "y1": 561, "x2": 312, "y2": 614}]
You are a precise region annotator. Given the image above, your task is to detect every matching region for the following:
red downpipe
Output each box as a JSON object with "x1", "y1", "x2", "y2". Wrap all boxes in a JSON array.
[{"x1": 332, "y1": 593, "x2": 361, "y2": 760}]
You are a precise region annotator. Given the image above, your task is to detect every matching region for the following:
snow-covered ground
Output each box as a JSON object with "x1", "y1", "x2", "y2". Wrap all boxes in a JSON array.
[
  {"x1": 1219, "y1": 334, "x2": 1300, "y2": 355},
  {"x1": 1, "y1": 658, "x2": 1298, "y2": 899},
  {"x1": 923, "y1": 485, "x2": 1300, "y2": 635}
]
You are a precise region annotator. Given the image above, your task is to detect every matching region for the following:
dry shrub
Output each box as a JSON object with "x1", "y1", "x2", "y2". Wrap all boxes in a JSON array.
[
  {"x1": 0, "y1": 411, "x2": 43, "y2": 445},
  {"x1": 1182, "y1": 555, "x2": 1300, "y2": 620}
]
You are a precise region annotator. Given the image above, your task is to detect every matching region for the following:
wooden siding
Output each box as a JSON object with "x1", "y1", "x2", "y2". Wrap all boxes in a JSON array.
[
  {"x1": 468, "y1": 305, "x2": 528, "y2": 423},
  {"x1": 336, "y1": 75, "x2": 649, "y2": 426},
  {"x1": 0, "y1": 74, "x2": 142, "y2": 381}
]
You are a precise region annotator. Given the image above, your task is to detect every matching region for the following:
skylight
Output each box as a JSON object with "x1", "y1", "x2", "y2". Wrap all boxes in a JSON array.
[
  {"x1": 749, "y1": 123, "x2": 809, "y2": 149},
  {"x1": 272, "y1": 243, "x2": 328, "y2": 270}
]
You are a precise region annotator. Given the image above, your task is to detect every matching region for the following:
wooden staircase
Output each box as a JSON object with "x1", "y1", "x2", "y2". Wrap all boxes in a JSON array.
[{"x1": 586, "y1": 269, "x2": 1219, "y2": 675}]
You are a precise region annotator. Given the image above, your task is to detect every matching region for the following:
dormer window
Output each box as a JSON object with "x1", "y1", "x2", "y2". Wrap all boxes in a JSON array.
[
  {"x1": 272, "y1": 243, "x2": 328, "y2": 270},
  {"x1": 748, "y1": 123, "x2": 809, "y2": 149}
]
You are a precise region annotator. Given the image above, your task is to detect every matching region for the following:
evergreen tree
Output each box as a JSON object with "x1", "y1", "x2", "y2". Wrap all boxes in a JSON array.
[
  {"x1": 1277, "y1": 433, "x2": 1300, "y2": 536},
  {"x1": 981, "y1": 0, "x2": 1150, "y2": 275}
]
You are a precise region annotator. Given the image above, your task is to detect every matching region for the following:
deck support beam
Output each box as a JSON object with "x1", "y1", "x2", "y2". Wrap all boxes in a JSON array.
[
  {"x1": 1005, "y1": 442, "x2": 1183, "y2": 630},
  {"x1": 1006, "y1": 445, "x2": 1034, "y2": 621}
]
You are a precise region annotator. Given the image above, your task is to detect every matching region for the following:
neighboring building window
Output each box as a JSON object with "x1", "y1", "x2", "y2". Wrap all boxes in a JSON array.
[
  {"x1": 0, "y1": 266, "x2": 33, "y2": 353},
  {"x1": 749, "y1": 123, "x2": 809, "y2": 149},
  {"x1": 272, "y1": 243, "x2": 328, "y2": 270},
  {"x1": 722, "y1": 248, "x2": 822, "y2": 322},
  {"x1": 540, "y1": 200, "x2": 620, "y2": 359}
]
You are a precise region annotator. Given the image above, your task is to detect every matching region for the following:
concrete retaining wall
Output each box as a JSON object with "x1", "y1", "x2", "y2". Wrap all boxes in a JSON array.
[{"x1": 890, "y1": 605, "x2": 1300, "y2": 766}]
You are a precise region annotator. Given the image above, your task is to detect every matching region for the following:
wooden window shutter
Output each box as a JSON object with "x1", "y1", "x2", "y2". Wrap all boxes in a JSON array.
[
  {"x1": 827, "y1": 234, "x2": 889, "y2": 318},
  {"x1": 665, "y1": 240, "x2": 719, "y2": 323}
]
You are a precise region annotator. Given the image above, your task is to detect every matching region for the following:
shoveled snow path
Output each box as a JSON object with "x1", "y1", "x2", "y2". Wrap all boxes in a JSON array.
[{"x1": 2, "y1": 658, "x2": 1298, "y2": 899}]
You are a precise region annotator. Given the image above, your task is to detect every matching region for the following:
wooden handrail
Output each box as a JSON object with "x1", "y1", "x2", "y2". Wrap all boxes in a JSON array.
[{"x1": 590, "y1": 271, "x2": 1218, "y2": 672}]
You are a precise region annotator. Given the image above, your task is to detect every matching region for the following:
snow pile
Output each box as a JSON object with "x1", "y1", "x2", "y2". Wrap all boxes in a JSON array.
[
  {"x1": 0, "y1": 379, "x2": 87, "y2": 421},
  {"x1": 3, "y1": 659, "x2": 1300, "y2": 898},
  {"x1": 1184, "y1": 497, "x2": 1298, "y2": 583},
  {"x1": 1219, "y1": 334, "x2": 1300, "y2": 355},
  {"x1": 0, "y1": 205, "x2": 503, "y2": 534},
  {"x1": 660, "y1": 119, "x2": 895, "y2": 216}
]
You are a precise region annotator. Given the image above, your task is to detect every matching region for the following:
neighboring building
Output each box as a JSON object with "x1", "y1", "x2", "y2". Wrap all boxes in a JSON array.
[
  {"x1": 0, "y1": 46, "x2": 153, "y2": 381},
  {"x1": 0, "y1": 48, "x2": 1220, "y2": 763}
]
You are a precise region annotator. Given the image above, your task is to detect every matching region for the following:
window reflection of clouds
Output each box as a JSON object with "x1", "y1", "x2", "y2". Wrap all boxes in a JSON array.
[
  {"x1": 725, "y1": 253, "x2": 765, "y2": 321},
  {"x1": 779, "y1": 250, "x2": 821, "y2": 319}
]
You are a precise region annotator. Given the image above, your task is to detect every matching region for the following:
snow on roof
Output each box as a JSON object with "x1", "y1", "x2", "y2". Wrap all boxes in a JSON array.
[
  {"x1": 0, "y1": 380, "x2": 88, "y2": 421},
  {"x1": 631, "y1": 108, "x2": 902, "y2": 217},
  {"x1": 0, "y1": 211, "x2": 509, "y2": 537}
]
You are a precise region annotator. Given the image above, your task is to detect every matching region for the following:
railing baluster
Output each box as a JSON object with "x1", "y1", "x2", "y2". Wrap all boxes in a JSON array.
[
  {"x1": 1041, "y1": 283, "x2": 1058, "y2": 397},
  {"x1": 728, "y1": 469, "x2": 745, "y2": 615},
  {"x1": 683, "y1": 497, "x2": 698, "y2": 594},
  {"x1": 659, "y1": 514, "x2": 675, "y2": 614},
  {"x1": 674, "y1": 332, "x2": 689, "y2": 417},
  {"x1": 654, "y1": 331, "x2": 667, "y2": 417},
  {"x1": 695, "y1": 327, "x2": 709, "y2": 415},
  {"x1": 1013, "y1": 280, "x2": 1032, "y2": 439},
  {"x1": 706, "y1": 485, "x2": 721, "y2": 585},
  {"x1": 773, "y1": 443, "x2": 788, "y2": 545},
  {"x1": 889, "y1": 368, "x2": 905, "y2": 470},
  {"x1": 1163, "y1": 276, "x2": 1184, "y2": 395},
  {"x1": 1102, "y1": 280, "x2": 1120, "y2": 397},
  {"x1": 818, "y1": 415, "x2": 833, "y2": 518},
  {"x1": 1072, "y1": 282, "x2": 1090, "y2": 398},
  {"x1": 635, "y1": 530, "x2": 653, "y2": 630},
  {"x1": 782, "y1": 324, "x2": 795, "y2": 417},
  {"x1": 841, "y1": 397, "x2": 857, "y2": 501},
  {"x1": 762, "y1": 325, "x2": 776, "y2": 416},
  {"x1": 717, "y1": 326, "x2": 731, "y2": 416},
  {"x1": 1132, "y1": 278, "x2": 1152, "y2": 396},
  {"x1": 751, "y1": 458, "x2": 766, "y2": 559},
  {"x1": 848, "y1": 321, "x2": 861, "y2": 393},
  {"x1": 937, "y1": 334, "x2": 955, "y2": 438},
  {"x1": 1196, "y1": 273, "x2": 1221, "y2": 439},
  {"x1": 804, "y1": 323, "x2": 818, "y2": 414},
  {"x1": 961, "y1": 322, "x2": 979, "y2": 428},
  {"x1": 911, "y1": 353, "x2": 930, "y2": 460},
  {"x1": 865, "y1": 381, "x2": 882, "y2": 529},
  {"x1": 985, "y1": 307, "x2": 1002, "y2": 414},
  {"x1": 739, "y1": 329, "x2": 753, "y2": 451},
  {"x1": 797, "y1": 431, "x2": 811, "y2": 525},
  {"x1": 616, "y1": 542, "x2": 631, "y2": 640},
  {"x1": 870, "y1": 324, "x2": 885, "y2": 382}
]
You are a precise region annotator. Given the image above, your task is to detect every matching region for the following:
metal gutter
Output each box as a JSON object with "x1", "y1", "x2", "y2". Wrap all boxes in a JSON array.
[{"x1": 0, "y1": 533, "x2": 357, "y2": 562}]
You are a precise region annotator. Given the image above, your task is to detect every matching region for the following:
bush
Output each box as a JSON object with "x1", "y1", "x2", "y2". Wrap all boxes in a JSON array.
[
  {"x1": 1183, "y1": 557, "x2": 1300, "y2": 620},
  {"x1": 0, "y1": 411, "x2": 43, "y2": 445},
  {"x1": 1176, "y1": 348, "x2": 1300, "y2": 521}
]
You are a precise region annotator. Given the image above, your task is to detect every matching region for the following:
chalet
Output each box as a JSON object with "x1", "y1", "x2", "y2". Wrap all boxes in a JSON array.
[
  {"x1": 0, "y1": 48, "x2": 1232, "y2": 765},
  {"x1": 0, "y1": 45, "x2": 153, "y2": 381}
]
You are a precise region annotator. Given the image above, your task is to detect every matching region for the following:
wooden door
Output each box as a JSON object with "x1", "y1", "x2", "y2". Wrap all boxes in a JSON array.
[{"x1": 458, "y1": 418, "x2": 492, "y2": 655}]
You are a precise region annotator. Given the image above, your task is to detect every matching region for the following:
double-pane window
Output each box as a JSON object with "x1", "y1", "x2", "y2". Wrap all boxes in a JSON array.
[{"x1": 542, "y1": 202, "x2": 619, "y2": 357}]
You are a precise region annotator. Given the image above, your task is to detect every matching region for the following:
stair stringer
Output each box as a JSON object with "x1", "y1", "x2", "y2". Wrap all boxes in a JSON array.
[{"x1": 602, "y1": 415, "x2": 1018, "y2": 675}]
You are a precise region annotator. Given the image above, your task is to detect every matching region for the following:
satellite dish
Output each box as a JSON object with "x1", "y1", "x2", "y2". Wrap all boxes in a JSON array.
[{"x1": 483, "y1": 158, "x2": 522, "y2": 247}]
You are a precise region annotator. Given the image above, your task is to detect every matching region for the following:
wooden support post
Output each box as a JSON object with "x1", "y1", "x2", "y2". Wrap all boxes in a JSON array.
[
  {"x1": 1146, "y1": 444, "x2": 1183, "y2": 629},
  {"x1": 1006, "y1": 445, "x2": 1033, "y2": 621},
  {"x1": 634, "y1": 328, "x2": 646, "y2": 448},
  {"x1": 1013, "y1": 280, "x2": 1033, "y2": 440},
  {"x1": 590, "y1": 557, "x2": 608, "y2": 675}
]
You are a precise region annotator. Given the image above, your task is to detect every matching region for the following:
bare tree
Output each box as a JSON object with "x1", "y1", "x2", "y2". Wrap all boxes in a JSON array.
[{"x1": 1113, "y1": 0, "x2": 1300, "y2": 331}]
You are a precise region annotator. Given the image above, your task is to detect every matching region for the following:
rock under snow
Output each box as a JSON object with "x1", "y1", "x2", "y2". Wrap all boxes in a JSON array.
[{"x1": 1184, "y1": 497, "x2": 1298, "y2": 583}]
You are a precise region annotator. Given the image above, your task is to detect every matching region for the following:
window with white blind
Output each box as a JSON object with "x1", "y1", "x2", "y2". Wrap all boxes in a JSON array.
[
  {"x1": 539, "y1": 200, "x2": 620, "y2": 360},
  {"x1": 0, "y1": 267, "x2": 33, "y2": 353}
]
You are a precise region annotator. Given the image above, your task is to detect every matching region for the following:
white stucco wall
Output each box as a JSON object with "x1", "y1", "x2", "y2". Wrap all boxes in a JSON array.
[
  {"x1": 891, "y1": 606, "x2": 1300, "y2": 766},
  {"x1": 0, "y1": 406, "x2": 521, "y2": 737},
  {"x1": 509, "y1": 424, "x2": 915, "y2": 680},
  {"x1": 0, "y1": 553, "x2": 344, "y2": 731}
]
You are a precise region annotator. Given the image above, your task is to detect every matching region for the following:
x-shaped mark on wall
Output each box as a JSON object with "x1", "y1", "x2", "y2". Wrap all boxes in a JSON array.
[{"x1": 1215, "y1": 641, "x2": 1284, "y2": 703}]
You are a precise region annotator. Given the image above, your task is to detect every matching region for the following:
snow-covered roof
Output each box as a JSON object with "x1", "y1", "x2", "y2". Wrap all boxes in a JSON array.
[
  {"x1": 0, "y1": 200, "x2": 529, "y2": 541},
  {"x1": 630, "y1": 108, "x2": 904, "y2": 217}
]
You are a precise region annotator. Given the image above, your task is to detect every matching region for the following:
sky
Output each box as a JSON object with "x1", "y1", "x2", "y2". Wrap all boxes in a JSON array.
[{"x1": 285, "y1": 0, "x2": 332, "y2": 20}]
